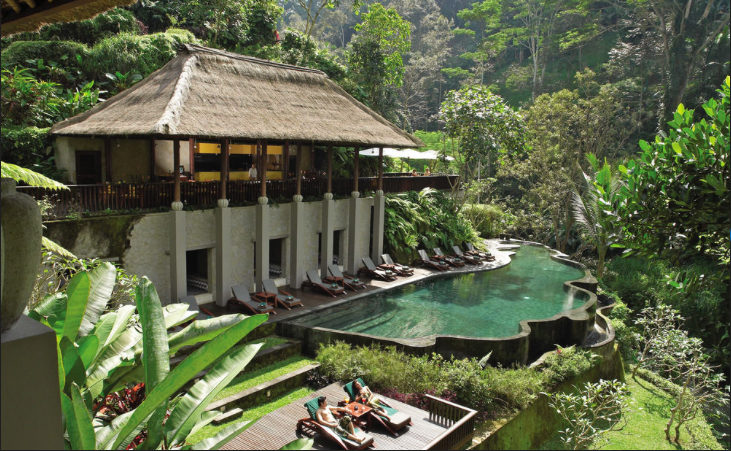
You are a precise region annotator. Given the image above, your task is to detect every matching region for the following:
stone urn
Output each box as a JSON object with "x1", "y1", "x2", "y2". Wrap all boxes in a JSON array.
[{"x1": 1, "y1": 178, "x2": 43, "y2": 333}]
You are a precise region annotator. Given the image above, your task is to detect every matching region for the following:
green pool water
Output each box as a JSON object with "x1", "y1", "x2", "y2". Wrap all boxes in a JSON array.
[{"x1": 292, "y1": 245, "x2": 589, "y2": 339}]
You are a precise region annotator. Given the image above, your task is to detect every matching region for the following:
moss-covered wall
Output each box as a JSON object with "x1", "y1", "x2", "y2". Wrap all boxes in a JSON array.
[
  {"x1": 45, "y1": 214, "x2": 142, "y2": 260},
  {"x1": 473, "y1": 344, "x2": 625, "y2": 450}
]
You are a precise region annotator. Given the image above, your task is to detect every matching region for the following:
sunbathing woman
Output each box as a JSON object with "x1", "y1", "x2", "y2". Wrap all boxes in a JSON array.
[
  {"x1": 353, "y1": 380, "x2": 392, "y2": 421},
  {"x1": 315, "y1": 396, "x2": 365, "y2": 444}
]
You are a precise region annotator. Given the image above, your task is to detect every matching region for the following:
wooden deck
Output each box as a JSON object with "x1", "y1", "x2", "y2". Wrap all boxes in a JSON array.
[{"x1": 221, "y1": 382, "x2": 472, "y2": 450}]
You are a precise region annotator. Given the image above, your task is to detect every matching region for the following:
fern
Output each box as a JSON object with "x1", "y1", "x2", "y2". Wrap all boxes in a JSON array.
[
  {"x1": 1, "y1": 162, "x2": 68, "y2": 191},
  {"x1": 42, "y1": 236, "x2": 77, "y2": 259}
]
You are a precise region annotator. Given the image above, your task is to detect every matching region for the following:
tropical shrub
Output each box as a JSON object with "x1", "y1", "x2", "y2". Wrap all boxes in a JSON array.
[
  {"x1": 462, "y1": 203, "x2": 504, "y2": 237},
  {"x1": 540, "y1": 346, "x2": 600, "y2": 387},
  {"x1": 0, "y1": 126, "x2": 54, "y2": 173},
  {"x1": 27, "y1": 262, "x2": 267, "y2": 449},
  {"x1": 1, "y1": 41, "x2": 89, "y2": 71}
]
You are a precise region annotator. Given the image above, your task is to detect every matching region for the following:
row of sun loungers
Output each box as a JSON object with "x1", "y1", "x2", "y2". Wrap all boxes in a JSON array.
[{"x1": 416, "y1": 243, "x2": 496, "y2": 271}]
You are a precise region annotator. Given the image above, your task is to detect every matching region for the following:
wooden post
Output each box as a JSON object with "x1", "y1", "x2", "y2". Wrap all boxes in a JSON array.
[
  {"x1": 353, "y1": 146, "x2": 359, "y2": 192},
  {"x1": 173, "y1": 140, "x2": 181, "y2": 203},
  {"x1": 189, "y1": 138, "x2": 195, "y2": 177},
  {"x1": 326, "y1": 145, "x2": 333, "y2": 193},
  {"x1": 296, "y1": 142, "x2": 302, "y2": 196},
  {"x1": 149, "y1": 139, "x2": 156, "y2": 182},
  {"x1": 256, "y1": 140, "x2": 261, "y2": 179},
  {"x1": 261, "y1": 141, "x2": 268, "y2": 198},
  {"x1": 220, "y1": 139, "x2": 229, "y2": 200},
  {"x1": 283, "y1": 140, "x2": 290, "y2": 181},
  {"x1": 378, "y1": 146, "x2": 384, "y2": 191},
  {"x1": 104, "y1": 137, "x2": 112, "y2": 183}
]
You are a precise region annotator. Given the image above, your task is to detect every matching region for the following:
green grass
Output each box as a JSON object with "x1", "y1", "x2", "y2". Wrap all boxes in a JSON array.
[
  {"x1": 212, "y1": 355, "x2": 316, "y2": 402},
  {"x1": 199, "y1": 336, "x2": 290, "y2": 373},
  {"x1": 540, "y1": 373, "x2": 724, "y2": 450},
  {"x1": 187, "y1": 386, "x2": 315, "y2": 445}
]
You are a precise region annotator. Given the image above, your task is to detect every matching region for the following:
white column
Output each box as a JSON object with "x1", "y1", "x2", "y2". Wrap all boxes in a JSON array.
[
  {"x1": 255, "y1": 197, "x2": 270, "y2": 290},
  {"x1": 371, "y1": 190, "x2": 385, "y2": 264},
  {"x1": 169, "y1": 207, "x2": 186, "y2": 304},
  {"x1": 289, "y1": 195, "x2": 305, "y2": 289},
  {"x1": 215, "y1": 199, "x2": 231, "y2": 306},
  {"x1": 320, "y1": 193, "x2": 334, "y2": 276},
  {"x1": 347, "y1": 191, "x2": 361, "y2": 274}
]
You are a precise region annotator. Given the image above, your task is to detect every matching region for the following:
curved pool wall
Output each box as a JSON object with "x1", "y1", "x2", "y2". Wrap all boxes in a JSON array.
[{"x1": 277, "y1": 241, "x2": 599, "y2": 366}]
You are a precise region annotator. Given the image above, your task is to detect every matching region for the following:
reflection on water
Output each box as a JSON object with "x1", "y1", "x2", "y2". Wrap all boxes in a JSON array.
[{"x1": 294, "y1": 246, "x2": 588, "y2": 339}]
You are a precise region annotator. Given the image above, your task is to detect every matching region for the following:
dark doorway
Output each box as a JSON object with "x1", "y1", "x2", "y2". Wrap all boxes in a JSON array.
[
  {"x1": 76, "y1": 151, "x2": 102, "y2": 184},
  {"x1": 186, "y1": 249, "x2": 210, "y2": 295}
]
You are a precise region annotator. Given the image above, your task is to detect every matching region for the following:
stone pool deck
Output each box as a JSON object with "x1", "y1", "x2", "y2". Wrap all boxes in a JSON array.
[{"x1": 201, "y1": 239, "x2": 515, "y2": 324}]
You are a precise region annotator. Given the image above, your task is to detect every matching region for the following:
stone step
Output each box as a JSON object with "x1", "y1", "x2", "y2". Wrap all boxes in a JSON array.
[
  {"x1": 206, "y1": 363, "x2": 320, "y2": 413},
  {"x1": 213, "y1": 407, "x2": 244, "y2": 425}
]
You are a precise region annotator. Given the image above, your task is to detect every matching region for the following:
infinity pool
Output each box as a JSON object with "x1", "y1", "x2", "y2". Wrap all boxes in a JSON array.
[{"x1": 291, "y1": 245, "x2": 589, "y2": 339}]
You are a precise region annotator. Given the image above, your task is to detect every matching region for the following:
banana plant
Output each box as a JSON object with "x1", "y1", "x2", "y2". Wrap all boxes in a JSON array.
[{"x1": 28, "y1": 262, "x2": 269, "y2": 449}]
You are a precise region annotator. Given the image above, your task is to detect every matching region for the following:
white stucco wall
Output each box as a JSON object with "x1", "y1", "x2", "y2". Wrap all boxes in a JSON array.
[
  {"x1": 230, "y1": 205, "x2": 257, "y2": 292},
  {"x1": 55, "y1": 136, "x2": 104, "y2": 184},
  {"x1": 123, "y1": 213, "x2": 171, "y2": 302},
  {"x1": 155, "y1": 140, "x2": 192, "y2": 175}
]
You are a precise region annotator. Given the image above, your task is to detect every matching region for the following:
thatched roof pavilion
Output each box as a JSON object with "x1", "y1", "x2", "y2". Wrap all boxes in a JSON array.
[
  {"x1": 1, "y1": 0, "x2": 139, "y2": 37},
  {"x1": 50, "y1": 44, "x2": 424, "y2": 148}
]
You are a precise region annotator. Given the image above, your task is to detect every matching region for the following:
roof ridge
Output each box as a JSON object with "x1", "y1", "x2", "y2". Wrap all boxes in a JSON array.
[
  {"x1": 182, "y1": 44, "x2": 328, "y2": 77},
  {"x1": 153, "y1": 53, "x2": 197, "y2": 134}
]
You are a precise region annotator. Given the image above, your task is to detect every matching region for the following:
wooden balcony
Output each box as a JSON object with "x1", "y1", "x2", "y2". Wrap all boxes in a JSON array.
[{"x1": 17, "y1": 175, "x2": 459, "y2": 218}]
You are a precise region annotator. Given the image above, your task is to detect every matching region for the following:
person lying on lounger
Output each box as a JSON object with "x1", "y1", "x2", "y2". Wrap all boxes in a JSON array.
[
  {"x1": 315, "y1": 396, "x2": 366, "y2": 444},
  {"x1": 353, "y1": 380, "x2": 392, "y2": 422}
]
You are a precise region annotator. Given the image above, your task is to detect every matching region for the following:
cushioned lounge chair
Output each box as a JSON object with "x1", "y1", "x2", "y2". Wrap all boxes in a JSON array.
[
  {"x1": 180, "y1": 295, "x2": 215, "y2": 321},
  {"x1": 451, "y1": 246, "x2": 481, "y2": 265},
  {"x1": 466, "y1": 242, "x2": 496, "y2": 261},
  {"x1": 328, "y1": 265, "x2": 366, "y2": 290},
  {"x1": 305, "y1": 270, "x2": 346, "y2": 297},
  {"x1": 261, "y1": 279, "x2": 303, "y2": 310},
  {"x1": 380, "y1": 254, "x2": 414, "y2": 276},
  {"x1": 433, "y1": 247, "x2": 465, "y2": 267},
  {"x1": 229, "y1": 284, "x2": 276, "y2": 315},
  {"x1": 297, "y1": 398, "x2": 374, "y2": 450},
  {"x1": 344, "y1": 378, "x2": 412, "y2": 437},
  {"x1": 361, "y1": 257, "x2": 397, "y2": 281},
  {"x1": 416, "y1": 249, "x2": 449, "y2": 271}
]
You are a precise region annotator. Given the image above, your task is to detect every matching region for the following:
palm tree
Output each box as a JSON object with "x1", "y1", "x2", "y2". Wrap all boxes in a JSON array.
[{"x1": 571, "y1": 155, "x2": 623, "y2": 279}]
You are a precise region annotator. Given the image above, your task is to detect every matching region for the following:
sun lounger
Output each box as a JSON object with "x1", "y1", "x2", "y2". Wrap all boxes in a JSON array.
[
  {"x1": 416, "y1": 249, "x2": 449, "y2": 271},
  {"x1": 344, "y1": 378, "x2": 412, "y2": 437},
  {"x1": 466, "y1": 242, "x2": 496, "y2": 261},
  {"x1": 297, "y1": 398, "x2": 374, "y2": 450},
  {"x1": 180, "y1": 295, "x2": 215, "y2": 320},
  {"x1": 305, "y1": 270, "x2": 346, "y2": 297},
  {"x1": 261, "y1": 279, "x2": 303, "y2": 310},
  {"x1": 452, "y1": 246, "x2": 481, "y2": 265},
  {"x1": 380, "y1": 254, "x2": 414, "y2": 276},
  {"x1": 229, "y1": 284, "x2": 276, "y2": 315},
  {"x1": 361, "y1": 257, "x2": 397, "y2": 281},
  {"x1": 433, "y1": 247, "x2": 465, "y2": 267},
  {"x1": 328, "y1": 265, "x2": 366, "y2": 290}
]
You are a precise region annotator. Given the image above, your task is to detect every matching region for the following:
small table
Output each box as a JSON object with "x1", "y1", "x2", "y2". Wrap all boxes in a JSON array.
[
  {"x1": 323, "y1": 276, "x2": 344, "y2": 287},
  {"x1": 343, "y1": 402, "x2": 372, "y2": 430},
  {"x1": 254, "y1": 292, "x2": 276, "y2": 308}
]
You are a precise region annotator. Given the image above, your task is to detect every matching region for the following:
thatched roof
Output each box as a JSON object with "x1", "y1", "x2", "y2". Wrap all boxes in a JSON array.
[
  {"x1": 1, "y1": 0, "x2": 139, "y2": 37},
  {"x1": 50, "y1": 44, "x2": 424, "y2": 148}
]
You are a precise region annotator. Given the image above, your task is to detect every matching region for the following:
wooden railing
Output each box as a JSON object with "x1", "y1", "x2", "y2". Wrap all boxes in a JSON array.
[
  {"x1": 17, "y1": 175, "x2": 459, "y2": 218},
  {"x1": 424, "y1": 394, "x2": 477, "y2": 450}
]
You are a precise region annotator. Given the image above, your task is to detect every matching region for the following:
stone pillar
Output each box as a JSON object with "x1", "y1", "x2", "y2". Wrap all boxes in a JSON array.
[
  {"x1": 371, "y1": 190, "x2": 385, "y2": 264},
  {"x1": 255, "y1": 196, "x2": 270, "y2": 290},
  {"x1": 215, "y1": 199, "x2": 231, "y2": 307},
  {"x1": 320, "y1": 192, "x2": 334, "y2": 276},
  {"x1": 347, "y1": 191, "x2": 361, "y2": 274},
  {"x1": 169, "y1": 207, "x2": 186, "y2": 305},
  {"x1": 289, "y1": 195, "x2": 305, "y2": 289}
]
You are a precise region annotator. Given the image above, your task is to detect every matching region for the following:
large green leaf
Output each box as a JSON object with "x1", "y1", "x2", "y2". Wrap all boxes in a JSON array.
[
  {"x1": 29, "y1": 292, "x2": 68, "y2": 324},
  {"x1": 164, "y1": 342, "x2": 263, "y2": 447},
  {"x1": 1, "y1": 161, "x2": 68, "y2": 190},
  {"x1": 110, "y1": 314, "x2": 268, "y2": 450},
  {"x1": 77, "y1": 335, "x2": 100, "y2": 370},
  {"x1": 280, "y1": 438, "x2": 315, "y2": 450},
  {"x1": 42, "y1": 236, "x2": 77, "y2": 259},
  {"x1": 97, "y1": 305, "x2": 136, "y2": 356},
  {"x1": 86, "y1": 326, "x2": 142, "y2": 399},
  {"x1": 60, "y1": 336, "x2": 86, "y2": 396},
  {"x1": 186, "y1": 421, "x2": 250, "y2": 450},
  {"x1": 63, "y1": 271, "x2": 91, "y2": 342},
  {"x1": 188, "y1": 411, "x2": 219, "y2": 438},
  {"x1": 94, "y1": 411, "x2": 134, "y2": 450},
  {"x1": 78, "y1": 263, "x2": 117, "y2": 338},
  {"x1": 167, "y1": 315, "x2": 245, "y2": 355},
  {"x1": 60, "y1": 384, "x2": 96, "y2": 451},
  {"x1": 163, "y1": 303, "x2": 198, "y2": 329},
  {"x1": 135, "y1": 277, "x2": 171, "y2": 450}
]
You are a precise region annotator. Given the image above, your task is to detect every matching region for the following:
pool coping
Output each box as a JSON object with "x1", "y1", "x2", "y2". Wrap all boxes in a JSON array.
[{"x1": 277, "y1": 240, "x2": 605, "y2": 365}]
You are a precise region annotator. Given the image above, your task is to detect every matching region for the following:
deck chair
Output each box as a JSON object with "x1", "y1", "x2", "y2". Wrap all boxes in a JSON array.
[
  {"x1": 344, "y1": 378, "x2": 412, "y2": 437},
  {"x1": 433, "y1": 247, "x2": 465, "y2": 267},
  {"x1": 180, "y1": 295, "x2": 214, "y2": 321},
  {"x1": 380, "y1": 254, "x2": 414, "y2": 276},
  {"x1": 328, "y1": 265, "x2": 366, "y2": 290},
  {"x1": 452, "y1": 246, "x2": 481, "y2": 265},
  {"x1": 229, "y1": 284, "x2": 276, "y2": 315},
  {"x1": 261, "y1": 279, "x2": 303, "y2": 310},
  {"x1": 296, "y1": 398, "x2": 374, "y2": 450},
  {"x1": 416, "y1": 249, "x2": 449, "y2": 271},
  {"x1": 305, "y1": 270, "x2": 345, "y2": 297},
  {"x1": 361, "y1": 257, "x2": 397, "y2": 281},
  {"x1": 466, "y1": 242, "x2": 496, "y2": 261}
]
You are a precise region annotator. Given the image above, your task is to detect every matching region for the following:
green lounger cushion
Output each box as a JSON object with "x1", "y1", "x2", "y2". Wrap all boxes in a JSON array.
[{"x1": 343, "y1": 379, "x2": 411, "y2": 429}]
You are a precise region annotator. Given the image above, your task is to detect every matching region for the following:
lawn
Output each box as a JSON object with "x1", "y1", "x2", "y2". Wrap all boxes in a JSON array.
[
  {"x1": 540, "y1": 373, "x2": 724, "y2": 450},
  {"x1": 212, "y1": 355, "x2": 316, "y2": 402}
]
